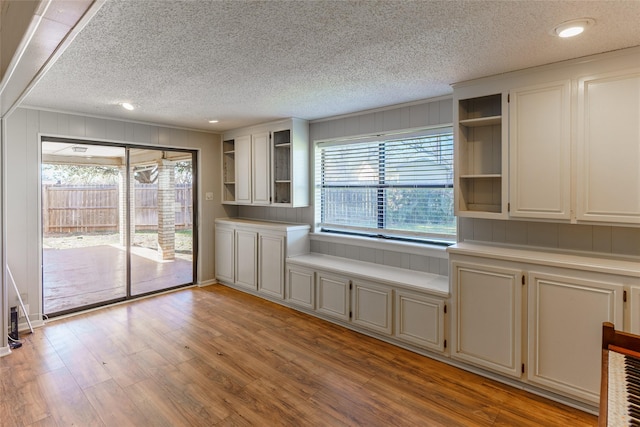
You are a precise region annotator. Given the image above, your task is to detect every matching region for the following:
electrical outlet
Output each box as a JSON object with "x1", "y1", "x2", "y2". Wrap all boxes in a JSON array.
[
  {"x1": 205, "y1": 192, "x2": 214, "y2": 201},
  {"x1": 19, "y1": 304, "x2": 29, "y2": 319}
]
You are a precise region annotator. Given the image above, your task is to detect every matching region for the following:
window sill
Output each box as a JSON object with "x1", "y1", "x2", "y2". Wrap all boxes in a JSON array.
[{"x1": 310, "y1": 232, "x2": 450, "y2": 259}]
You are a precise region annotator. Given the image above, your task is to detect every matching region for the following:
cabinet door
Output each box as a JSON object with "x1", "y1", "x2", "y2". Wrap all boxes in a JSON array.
[
  {"x1": 395, "y1": 289, "x2": 445, "y2": 352},
  {"x1": 527, "y1": 271, "x2": 624, "y2": 403},
  {"x1": 235, "y1": 135, "x2": 252, "y2": 204},
  {"x1": 577, "y1": 70, "x2": 640, "y2": 223},
  {"x1": 252, "y1": 131, "x2": 271, "y2": 205},
  {"x1": 509, "y1": 81, "x2": 571, "y2": 220},
  {"x1": 234, "y1": 229, "x2": 257, "y2": 289},
  {"x1": 630, "y1": 287, "x2": 640, "y2": 335},
  {"x1": 214, "y1": 225, "x2": 234, "y2": 283},
  {"x1": 316, "y1": 271, "x2": 350, "y2": 322},
  {"x1": 351, "y1": 280, "x2": 393, "y2": 335},
  {"x1": 451, "y1": 261, "x2": 523, "y2": 378},
  {"x1": 258, "y1": 233, "x2": 285, "y2": 299},
  {"x1": 286, "y1": 264, "x2": 315, "y2": 309}
]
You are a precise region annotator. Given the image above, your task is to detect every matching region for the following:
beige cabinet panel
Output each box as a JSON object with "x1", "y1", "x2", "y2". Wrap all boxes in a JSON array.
[
  {"x1": 577, "y1": 70, "x2": 640, "y2": 223},
  {"x1": 286, "y1": 265, "x2": 315, "y2": 309},
  {"x1": 234, "y1": 229, "x2": 258, "y2": 290},
  {"x1": 316, "y1": 271, "x2": 350, "y2": 322},
  {"x1": 395, "y1": 289, "x2": 445, "y2": 352},
  {"x1": 258, "y1": 233, "x2": 285, "y2": 299},
  {"x1": 509, "y1": 81, "x2": 571, "y2": 219},
  {"x1": 234, "y1": 135, "x2": 252, "y2": 204},
  {"x1": 527, "y1": 272, "x2": 623, "y2": 403},
  {"x1": 214, "y1": 225, "x2": 235, "y2": 283},
  {"x1": 451, "y1": 261, "x2": 523, "y2": 377},
  {"x1": 351, "y1": 280, "x2": 393, "y2": 335},
  {"x1": 251, "y1": 131, "x2": 271, "y2": 205}
]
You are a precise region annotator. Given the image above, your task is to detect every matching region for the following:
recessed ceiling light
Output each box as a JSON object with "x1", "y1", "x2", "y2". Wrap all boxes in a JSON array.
[
  {"x1": 72, "y1": 146, "x2": 87, "y2": 153},
  {"x1": 208, "y1": 120, "x2": 219, "y2": 124},
  {"x1": 121, "y1": 102, "x2": 135, "y2": 111},
  {"x1": 553, "y1": 18, "x2": 595, "y2": 38}
]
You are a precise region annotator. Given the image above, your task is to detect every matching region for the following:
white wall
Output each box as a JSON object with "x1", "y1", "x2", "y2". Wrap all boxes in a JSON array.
[{"x1": 4, "y1": 107, "x2": 225, "y2": 322}]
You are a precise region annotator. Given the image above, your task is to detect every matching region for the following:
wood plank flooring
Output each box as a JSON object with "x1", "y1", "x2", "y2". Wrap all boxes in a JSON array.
[{"x1": 0, "y1": 285, "x2": 597, "y2": 426}]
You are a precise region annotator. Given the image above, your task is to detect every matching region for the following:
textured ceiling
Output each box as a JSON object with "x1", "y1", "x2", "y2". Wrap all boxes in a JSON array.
[{"x1": 20, "y1": 0, "x2": 640, "y2": 132}]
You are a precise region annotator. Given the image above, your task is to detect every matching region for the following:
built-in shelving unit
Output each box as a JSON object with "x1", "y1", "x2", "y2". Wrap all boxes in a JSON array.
[
  {"x1": 221, "y1": 118, "x2": 309, "y2": 207},
  {"x1": 222, "y1": 139, "x2": 236, "y2": 203},
  {"x1": 454, "y1": 93, "x2": 508, "y2": 218}
]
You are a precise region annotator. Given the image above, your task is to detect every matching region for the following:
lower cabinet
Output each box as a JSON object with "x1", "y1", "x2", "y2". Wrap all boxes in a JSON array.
[
  {"x1": 527, "y1": 271, "x2": 623, "y2": 403},
  {"x1": 258, "y1": 233, "x2": 285, "y2": 298},
  {"x1": 315, "y1": 271, "x2": 351, "y2": 322},
  {"x1": 395, "y1": 289, "x2": 446, "y2": 352},
  {"x1": 351, "y1": 280, "x2": 393, "y2": 335},
  {"x1": 448, "y1": 242, "x2": 634, "y2": 405},
  {"x1": 214, "y1": 218, "x2": 310, "y2": 298},
  {"x1": 285, "y1": 265, "x2": 315, "y2": 309},
  {"x1": 450, "y1": 262, "x2": 523, "y2": 378},
  {"x1": 286, "y1": 257, "x2": 448, "y2": 353},
  {"x1": 235, "y1": 229, "x2": 258, "y2": 290}
]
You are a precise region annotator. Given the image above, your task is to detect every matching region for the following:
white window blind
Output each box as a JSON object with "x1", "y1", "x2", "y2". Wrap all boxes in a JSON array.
[{"x1": 316, "y1": 128, "x2": 455, "y2": 242}]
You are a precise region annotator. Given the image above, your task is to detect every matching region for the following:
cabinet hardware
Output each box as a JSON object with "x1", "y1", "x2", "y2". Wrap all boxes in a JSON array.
[
  {"x1": 508, "y1": 202, "x2": 511, "y2": 212},
  {"x1": 349, "y1": 311, "x2": 352, "y2": 319},
  {"x1": 349, "y1": 281, "x2": 352, "y2": 290},
  {"x1": 522, "y1": 363, "x2": 525, "y2": 374},
  {"x1": 508, "y1": 93, "x2": 510, "y2": 103},
  {"x1": 624, "y1": 290, "x2": 627, "y2": 302},
  {"x1": 444, "y1": 339, "x2": 447, "y2": 349},
  {"x1": 522, "y1": 275, "x2": 525, "y2": 285},
  {"x1": 444, "y1": 304, "x2": 447, "y2": 314}
]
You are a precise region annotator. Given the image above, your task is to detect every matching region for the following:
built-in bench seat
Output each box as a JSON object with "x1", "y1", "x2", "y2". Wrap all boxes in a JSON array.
[
  {"x1": 285, "y1": 252, "x2": 450, "y2": 353},
  {"x1": 286, "y1": 252, "x2": 449, "y2": 298}
]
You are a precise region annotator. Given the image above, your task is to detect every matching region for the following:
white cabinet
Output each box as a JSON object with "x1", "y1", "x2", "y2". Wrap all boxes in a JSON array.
[
  {"x1": 316, "y1": 271, "x2": 350, "y2": 322},
  {"x1": 285, "y1": 264, "x2": 315, "y2": 309},
  {"x1": 214, "y1": 224, "x2": 234, "y2": 283},
  {"x1": 527, "y1": 271, "x2": 623, "y2": 403},
  {"x1": 450, "y1": 261, "x2": 523, "y2": 378},
  {"x1": 286, "y1": 253, "x2": 449, "y2": 351},
  {"x1": 509, "y1": 81, "x2": 571, "y2": 220},
  {"x1": 577, "y1": 69, "x2": 640, "y2": 224},
  {"x1": 258, "y1": 233, "x2": 285, "y2": 299},
  {"x1": 351, "y1": 280, "x2": 393, "y2": 335},
  {"x1": 214, "y1": 218, "x2": 310, "y2": 299},
  {"x1": 235, "y1": 229, "x2": 258, "y2": 290},
  {"x1": 221, "y1": 118, "x2": 309, "y2": 207},
  {"x1": 395, "y1": 289, "x2": 445, "y2": 352},
  {"x1": 448, "y1": 242, "x2": 640, "y2": 405}
]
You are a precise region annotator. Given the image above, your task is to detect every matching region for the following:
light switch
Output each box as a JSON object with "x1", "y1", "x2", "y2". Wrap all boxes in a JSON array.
[{"x1": 205, "y1": 192, "x2": 214, "y2": 201}]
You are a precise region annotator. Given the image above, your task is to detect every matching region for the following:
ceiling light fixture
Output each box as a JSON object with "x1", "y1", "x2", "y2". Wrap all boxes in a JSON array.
[
  {"x1": 72, "y1": 146, "x2": 88, "y2": 153},
  {"x1": 121, "y1": 102, "x2": 135, "y2": 111},
  {"x1": 208, "y1": 120, "x2": 219, "y2": 124},
  {"x1": 553, "y1": 18, "x2": 595, "y2": 38}
]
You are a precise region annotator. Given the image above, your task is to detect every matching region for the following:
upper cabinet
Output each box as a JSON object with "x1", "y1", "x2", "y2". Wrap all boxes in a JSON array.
[
  {"x1": 453, "y1": 47, "x2": 640, "y2": 226},
  {"x1": 577, "y1": 70, "x2": 640, "y2": 224},
  {"x1": 454, "y1": 92, "x2": 508, "y2": 219},
  {"x1": 509, "y1": 80, "x2": 571, "y2": 220},
  {"x1": 221, "y1": 118, "x2": 309, "y2": 207}
]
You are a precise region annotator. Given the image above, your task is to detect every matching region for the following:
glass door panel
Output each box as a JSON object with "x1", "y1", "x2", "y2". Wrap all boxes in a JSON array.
[
  {"x1": 42, "y1": 142, "x2": 127, "y2": 314},
  {"x1": 130, "y1": 149, "x2": 195, "y2": 296}
]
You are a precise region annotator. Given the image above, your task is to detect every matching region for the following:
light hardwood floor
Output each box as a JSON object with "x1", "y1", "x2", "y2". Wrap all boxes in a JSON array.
[{"x1": 0, "y1": 285, "x2": 597, "y2": 426}]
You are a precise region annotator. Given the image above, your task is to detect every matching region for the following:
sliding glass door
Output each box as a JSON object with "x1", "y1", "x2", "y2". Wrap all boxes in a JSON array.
[{"x1": 42, "y1": 140, "x2": 196, "y2": 316}]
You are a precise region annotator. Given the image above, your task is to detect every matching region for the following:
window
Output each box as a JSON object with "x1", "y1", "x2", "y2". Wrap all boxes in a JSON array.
[{"x1": 315, "y1": 128, "x2": 455, "y2": 243}]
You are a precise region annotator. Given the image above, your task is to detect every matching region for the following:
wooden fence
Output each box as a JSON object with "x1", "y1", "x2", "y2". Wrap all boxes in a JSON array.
[{"x1": 42, "y1": 184, "x2": 193, "y2": 234}]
